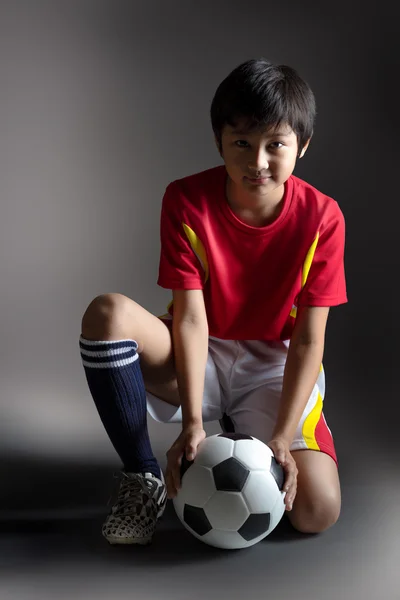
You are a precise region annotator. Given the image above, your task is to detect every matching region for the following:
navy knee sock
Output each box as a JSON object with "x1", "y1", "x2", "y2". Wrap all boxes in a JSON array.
[{"x1": 79, "y1": 336, "x2": 161, "y2": 479}]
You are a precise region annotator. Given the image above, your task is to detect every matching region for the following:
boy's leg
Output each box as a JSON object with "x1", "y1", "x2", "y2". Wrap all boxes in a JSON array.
[
  {"x1": 82, "y1": 292, "x2": 180, "y2": 406},
  {"x1": 80, "y1": 292, "x2": 179, "y2": 544},
  {"x1": 287, "y1": 449, "x2": 341, "y2": 534},
  {"x1": 81, "y1": 292, "x2": 180, "y2": 475},
  {"x1": 217, "y1": 339, "x2": 341, "y2": 534},
  {"x1": 221, "y1": 412, "x2": 341, "y2": 534}
]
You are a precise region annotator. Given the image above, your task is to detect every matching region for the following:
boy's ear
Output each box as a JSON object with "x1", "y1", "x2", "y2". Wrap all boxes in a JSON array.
[{"x1": 298, "y1": 137, "x2": 311, "y2": 159}]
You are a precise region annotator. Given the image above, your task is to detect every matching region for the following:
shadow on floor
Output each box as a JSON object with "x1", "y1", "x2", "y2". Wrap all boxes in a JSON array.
[
  {"x1": 1, "y1": 441, "x2": 360, "y2": 513},
  {"x1": 1, "y1": 453, "x2": 319, "y2": 570},
  {"x1": 0, "y1": 502, "x2": 313, "y2": 571}
]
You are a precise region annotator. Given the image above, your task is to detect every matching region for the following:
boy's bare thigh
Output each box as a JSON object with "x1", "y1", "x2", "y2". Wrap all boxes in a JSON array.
[{"x1": 81, "y1": 292, "x2": 180, "y2": 406}]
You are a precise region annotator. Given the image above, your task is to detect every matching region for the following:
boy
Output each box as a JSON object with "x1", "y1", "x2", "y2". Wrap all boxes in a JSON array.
[{"x1": 79, "y1": 58, "x2": 347, "y2": 545}]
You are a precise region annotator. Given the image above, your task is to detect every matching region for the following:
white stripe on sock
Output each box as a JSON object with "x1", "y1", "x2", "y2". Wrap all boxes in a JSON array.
[
  {"x1": 79, "y1": 336, "x2": 138, "y2": 346},
  {"x1": 80, "y1": 346, "x2": 138, "y2": 358},
  {"x1": 81, "y1": 353, "x2": 139, "y2": 369}
]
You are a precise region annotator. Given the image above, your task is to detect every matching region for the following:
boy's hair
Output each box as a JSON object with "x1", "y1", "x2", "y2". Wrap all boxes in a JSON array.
[{"x1": 210, "y1": 58, "x2": 316, "y2": 157}]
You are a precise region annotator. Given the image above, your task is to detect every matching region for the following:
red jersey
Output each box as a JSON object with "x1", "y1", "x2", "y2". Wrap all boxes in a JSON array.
[{"x1": 157, "y1": 165, "x2": 347, "y2": 341}]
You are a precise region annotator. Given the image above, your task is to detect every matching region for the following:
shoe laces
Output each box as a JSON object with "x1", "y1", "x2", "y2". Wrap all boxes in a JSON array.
[{"x1": 107, "y1": 472, "x2": 159, "y2": 516}]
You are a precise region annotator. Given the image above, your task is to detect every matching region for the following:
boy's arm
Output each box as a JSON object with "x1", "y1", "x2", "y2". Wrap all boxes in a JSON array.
[
  {"x1": 271, "y1": 305, "x2": 330, "y2": 444},
  {"x1": 172, "y1": 289, "x2": 209, "y2": 428}
]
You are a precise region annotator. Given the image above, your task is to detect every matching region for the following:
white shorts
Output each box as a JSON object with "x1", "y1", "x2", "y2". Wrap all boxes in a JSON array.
[{"x1": 146, "y1": 333, "x2": 338, "y2": 466}]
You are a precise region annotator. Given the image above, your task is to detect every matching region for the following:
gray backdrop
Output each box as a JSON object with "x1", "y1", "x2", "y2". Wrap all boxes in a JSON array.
[
  {"x1": 0, "y1": 0, "x2": 398, "y2": 519},
  {"x1": 1, "y1": 2, "x2": 400, "y2": 599}
]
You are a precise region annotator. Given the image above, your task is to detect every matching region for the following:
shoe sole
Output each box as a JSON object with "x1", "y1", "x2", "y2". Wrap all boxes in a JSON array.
[
  {"x1": 107, "y1": 536, "x2": 153, "y2": 545},
  {"x1": 103, "y1": 497, "x2": 168, "y2": 546}
]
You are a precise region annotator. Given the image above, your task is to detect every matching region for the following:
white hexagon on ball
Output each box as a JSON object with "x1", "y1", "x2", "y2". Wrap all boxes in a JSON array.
[
  {"x1": 195, "y1": 435, "x2": 234, "y2": 467},
  {"x1": 232, "y1": 436, "x2": 274, "y2": 471},
  {"x1": 242, "y1": 469, "x2": 286, "y2": 528}
]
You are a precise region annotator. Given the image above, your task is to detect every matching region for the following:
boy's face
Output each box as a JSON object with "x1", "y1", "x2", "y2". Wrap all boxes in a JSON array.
[{"x1": 217, "y1": 120, "x2": 310, "y2": 198}]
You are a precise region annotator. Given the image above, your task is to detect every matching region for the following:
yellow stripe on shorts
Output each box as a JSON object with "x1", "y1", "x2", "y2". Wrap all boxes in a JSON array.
[{"x1": 301, "y1": 390, "x2": 323, "y2": 450}]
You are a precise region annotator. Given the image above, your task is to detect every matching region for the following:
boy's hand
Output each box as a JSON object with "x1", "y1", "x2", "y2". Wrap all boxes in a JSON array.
[
  {"x1": 267, "y1": 437, "x2": 298, "y2": 511},
  {"x1": 165, "y1": 425, "x2": 206, "y2": 499}
]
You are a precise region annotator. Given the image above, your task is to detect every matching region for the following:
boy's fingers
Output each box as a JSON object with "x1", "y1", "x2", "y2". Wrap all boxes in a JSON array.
[
  {"x1": 172, "y1": 466, "x2": 181, "y2": 492},
  {"x1": 285, "y1": 479, "x2": 295, "y2": 493},
  {"x1": 165, "y1": 472, "x2": 172, "y2": 499},
  {"x1": 186, "y1": 445, "x2": 196, "y2": 461},
  {"x1": 166, "y1": 476, "x2": 177, "y2": 499},
  {"x1": 283, "y1": 469, "x2": 297, "y2": 509},
  {"x1": 286, "y1": 489, "x2": 296, "y2": 510},
  {"x1": 284, "y1": 473, "x2": 295, "y2": 491},
  {"x1": 171, "y1": 453, "x2": 183, "y2": 491},
  {"x1": 166, "y1": 436, "x2": 201, "y2": 497}
]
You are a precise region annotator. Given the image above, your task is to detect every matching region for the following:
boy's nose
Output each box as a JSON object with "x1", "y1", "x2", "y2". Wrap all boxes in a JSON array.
[
  {"x1": 248, "y1": 151, "x2": 269, "y2": 173},
  {"x1": 248, "y1": 163, "x2": 269, "y2": 175}
]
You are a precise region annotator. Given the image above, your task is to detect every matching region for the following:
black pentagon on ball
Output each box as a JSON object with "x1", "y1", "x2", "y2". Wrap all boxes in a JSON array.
[
  {"x1": 270, "y1": 456, "x2": 285, "y2": 491},
  {"x1": 213, "y1": 457, "x2": 250, "y2": 491},
  {"x1": 217, "y1": 432, "x2": 253, "y2": 441},
  {"x1": 238, "y1": 512, "x2": 271, "y2": 541},
  {"x1": 183, "y1": 504, "x2": 212, "y2": 536}
]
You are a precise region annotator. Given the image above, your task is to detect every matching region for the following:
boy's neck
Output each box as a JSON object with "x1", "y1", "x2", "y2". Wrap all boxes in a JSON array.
[{"x1": 225, "y1": 177, "x2": 285, "y2": 227}]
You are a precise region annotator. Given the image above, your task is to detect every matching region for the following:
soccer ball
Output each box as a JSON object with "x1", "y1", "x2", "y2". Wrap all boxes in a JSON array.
[{"x1": 172, "y1": 432, "x2": 286, "y2": 549}]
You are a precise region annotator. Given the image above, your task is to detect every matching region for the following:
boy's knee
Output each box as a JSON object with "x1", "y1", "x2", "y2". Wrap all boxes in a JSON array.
[
  {"x1": 81, "y1": 293, "x2": 127, "y2": 338},
  {"x1": 288, "y1": 495, "x2": 340, "y2": 534}
]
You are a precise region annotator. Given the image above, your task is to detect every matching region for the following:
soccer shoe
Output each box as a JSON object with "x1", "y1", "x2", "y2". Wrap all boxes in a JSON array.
[{"x1": 102, "y1": 470, "x2": 167, "y2": 545}]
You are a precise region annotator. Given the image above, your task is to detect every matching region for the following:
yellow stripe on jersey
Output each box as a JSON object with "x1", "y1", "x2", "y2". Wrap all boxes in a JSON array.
[
  {"x1": 289, "y1": 232, "x2": 320, "y2": 319},
  {"x1": 301, "y1": 390, "x2": 323, "y2": 450},
  {"x1": 157, "y1": 224, "x2": 208, "y2": 318},
  {"x1": 291, "y1": 236, "x2": 324, "y2": 411},
  {"x1": 301, "y1": 231, "x2": 319, "y2": 288},
  {"x1": 182, "y1": 223, "x2": 209, "y2": 283}
]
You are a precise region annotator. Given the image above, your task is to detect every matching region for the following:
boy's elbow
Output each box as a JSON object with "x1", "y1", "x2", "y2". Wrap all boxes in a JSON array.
[
  {"x1": 292, "y1": 306, "x2": 329, "y2": 346},
  {"x1": 172, "y1": 289, "x2": 208, "y2": 328}
]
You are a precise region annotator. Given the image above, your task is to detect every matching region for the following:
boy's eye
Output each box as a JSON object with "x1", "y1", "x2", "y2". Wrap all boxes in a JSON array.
[
  {"x1": 234, "y1": 140, "x2": 284, "y2": 149},
  {"x1": 235, "y1": 140, "x2": 249, "y2": 148}
]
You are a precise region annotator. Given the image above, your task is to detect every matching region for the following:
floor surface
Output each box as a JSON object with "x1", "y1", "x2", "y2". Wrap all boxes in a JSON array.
[{"x1": 1, "y1": 452, "x2": 398, "y2": 600}]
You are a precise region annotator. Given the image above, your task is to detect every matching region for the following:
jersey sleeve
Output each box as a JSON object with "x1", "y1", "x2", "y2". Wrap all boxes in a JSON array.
[
  {"x1": 157, "y1": 181, "x2": 204, "y2": 290},
  {"x1": 297, "y1": 202, "x2": 348, "y2": 307}
]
